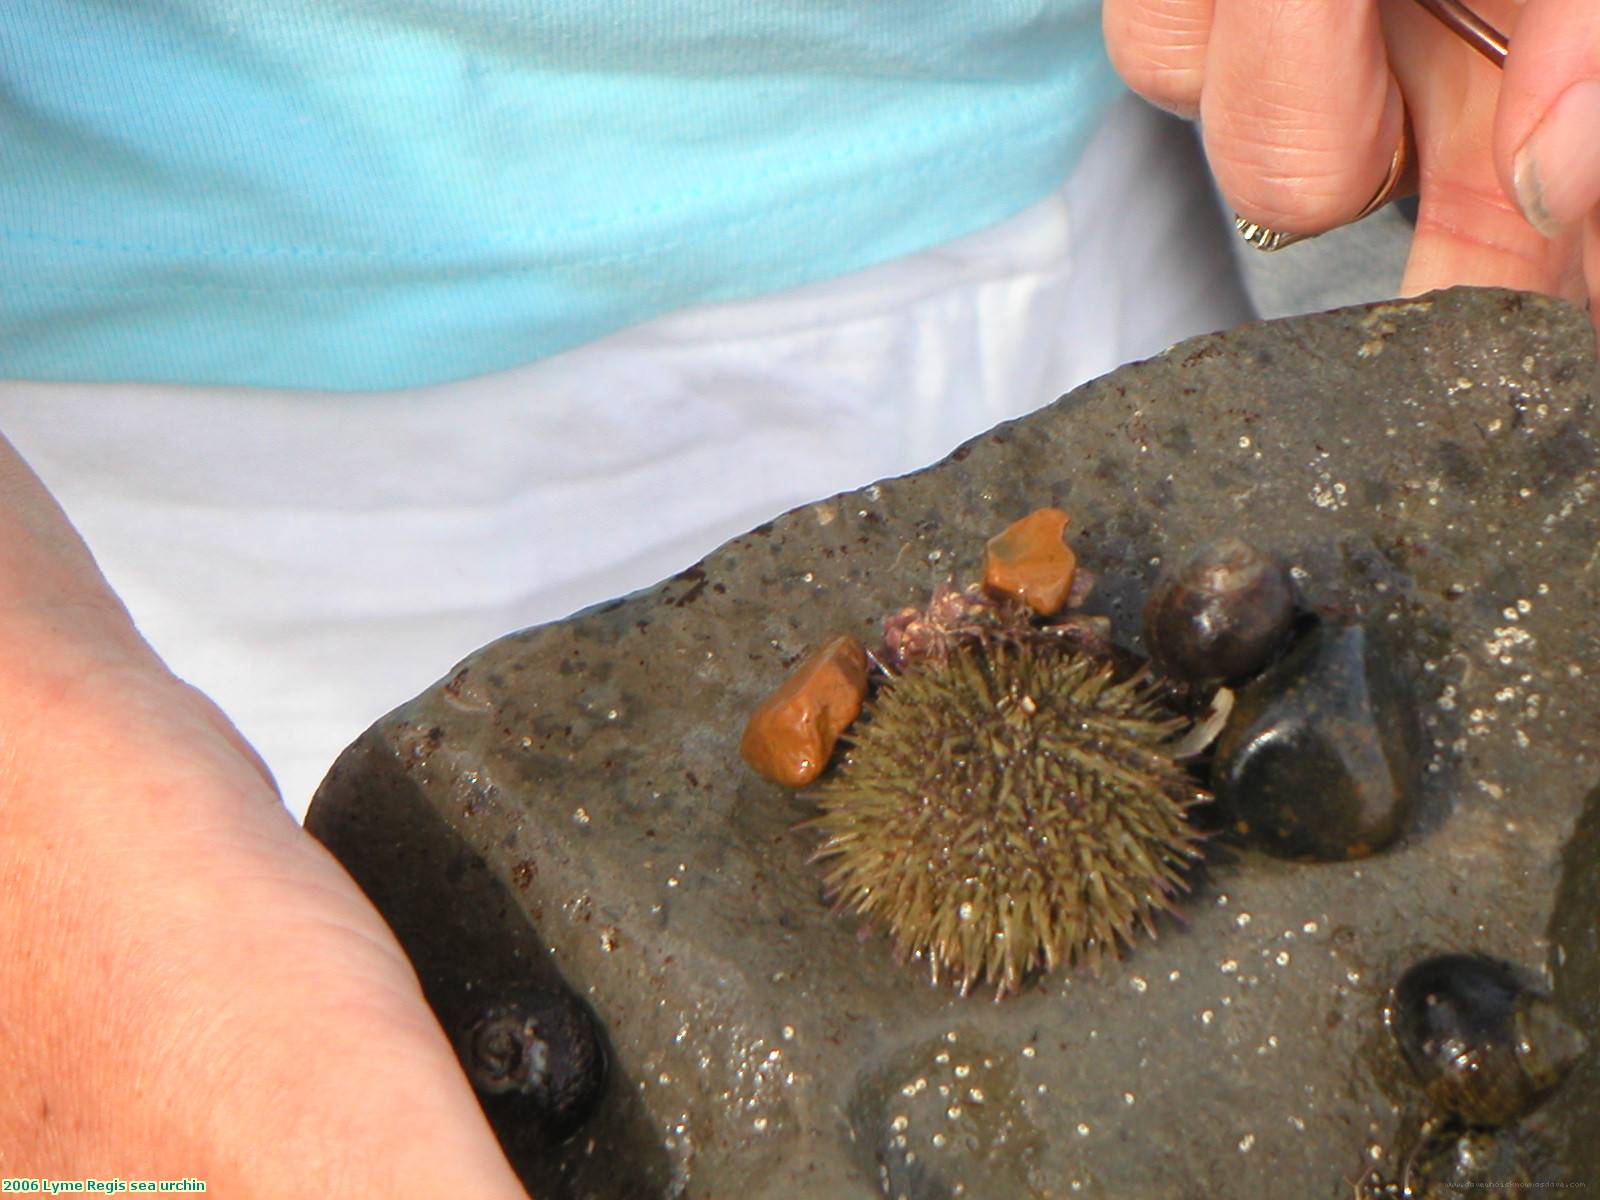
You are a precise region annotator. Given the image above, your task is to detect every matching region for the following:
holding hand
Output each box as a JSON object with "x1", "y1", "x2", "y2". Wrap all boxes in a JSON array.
[
  {"x1": 1104, "y1": 0, "x2": 1600, "y2": 325},
  {"x1": 0, "y1": 437, "x2": 527, "y2": 1197}
]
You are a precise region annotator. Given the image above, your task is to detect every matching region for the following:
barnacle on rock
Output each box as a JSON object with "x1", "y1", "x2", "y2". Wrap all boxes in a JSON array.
[{"x1": 807, "y1": 637, "x2": 1208, "y2": 999}]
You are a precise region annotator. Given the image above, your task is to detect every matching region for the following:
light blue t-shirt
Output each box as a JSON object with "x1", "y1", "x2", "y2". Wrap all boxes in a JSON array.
[{"x1": 1, "y1": 2, "x2": 1119, "y2": 390}]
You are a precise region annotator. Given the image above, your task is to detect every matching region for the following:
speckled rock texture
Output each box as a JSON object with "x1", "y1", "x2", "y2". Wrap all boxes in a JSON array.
[{"x1": 306, "y1": 288, "x2": 1600, "y2": 1199}]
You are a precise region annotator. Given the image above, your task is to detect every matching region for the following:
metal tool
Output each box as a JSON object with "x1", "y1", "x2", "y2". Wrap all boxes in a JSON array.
[{"x1": 1409, "y1": 0, "x2": 1508, "y2": 69}]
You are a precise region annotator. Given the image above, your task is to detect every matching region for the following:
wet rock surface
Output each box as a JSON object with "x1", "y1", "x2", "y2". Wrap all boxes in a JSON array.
[{"x1": 306, "y1": 288, "x2": 1600, "y2": 1198}]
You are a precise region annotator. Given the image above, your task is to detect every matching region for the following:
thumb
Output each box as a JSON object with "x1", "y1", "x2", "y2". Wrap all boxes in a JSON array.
[
  {"x1": 1388, "y1": 0, "x2": 1580, "y2": 301},
  {"x1": 1495, "y1": 0, "x2": 1600, "y2": 237}
]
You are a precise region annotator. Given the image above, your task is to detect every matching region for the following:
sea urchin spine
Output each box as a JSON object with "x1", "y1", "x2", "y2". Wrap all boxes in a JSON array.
[{"x1": 807, "y1": 638, "x2": 1208, "y2": 999}]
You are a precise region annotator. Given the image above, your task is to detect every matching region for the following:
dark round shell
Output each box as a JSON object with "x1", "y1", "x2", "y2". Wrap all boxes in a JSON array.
[
  {"x1": 1391, "y1": 953, "x2": 1588, "y2": 1126},
  {"x1": 1142, "y1": 537, "x2": 1295, "y2": 685},
  {"x1": 459, "y1": 987, "x2": 608, "y2": 1136}
]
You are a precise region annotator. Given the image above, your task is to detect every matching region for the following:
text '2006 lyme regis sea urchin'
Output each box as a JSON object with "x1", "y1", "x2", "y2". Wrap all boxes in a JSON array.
[{"x1": 740, "y1": 509, "x2": 1212, "y2": 1000}]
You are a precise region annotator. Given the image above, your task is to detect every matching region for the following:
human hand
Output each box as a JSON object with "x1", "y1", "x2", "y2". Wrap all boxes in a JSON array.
[
  {"x1": 1103, "y1": 0, "x2": 1600, "y2": 326},
  {"x1": 0, "y1": 438, "x2": 526, "y2": 1197}
]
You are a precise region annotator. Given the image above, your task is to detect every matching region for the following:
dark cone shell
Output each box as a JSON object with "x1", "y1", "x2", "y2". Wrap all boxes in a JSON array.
[{"x1": 806, "y1": 639, "x2": 1209, "y2": 999}]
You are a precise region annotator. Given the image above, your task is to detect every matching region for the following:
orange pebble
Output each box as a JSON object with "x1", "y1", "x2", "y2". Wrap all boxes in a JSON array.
[
  {"x1": 983, "y1": 507, "x2": 1077, "y2": 615},
  {"x1": 740, "y1": 635, "x2": 869, "y2": 787}
]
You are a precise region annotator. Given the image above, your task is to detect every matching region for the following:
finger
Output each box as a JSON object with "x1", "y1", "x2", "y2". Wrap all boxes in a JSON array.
[
  {"x1": 1202, "y1": 0, "x2": 1404, "y2": 233},
  {"x1": 1492, "y1": 0, "x2": 1600, "y2": 236},
  {"x1": 1387, "y1": 0, "x2": 1580, "y2": 297},
  {"x1": 1103, "y1": 0, "x2": 1216, "y2": 118},
  {"x1": 1585, "y1": 208, "x2": 1600, "y2": 334}
]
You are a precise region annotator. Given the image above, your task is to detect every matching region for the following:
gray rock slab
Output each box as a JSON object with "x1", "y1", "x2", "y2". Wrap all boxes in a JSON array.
[{"x1": 306, "y1": 287, "x2": 1600, "y2": 1199}]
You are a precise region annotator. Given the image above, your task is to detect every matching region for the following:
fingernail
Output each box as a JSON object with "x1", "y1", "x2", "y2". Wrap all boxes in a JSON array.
[{"x1": 1513, "y1": 80, "x2": 1600, "y2": 238}]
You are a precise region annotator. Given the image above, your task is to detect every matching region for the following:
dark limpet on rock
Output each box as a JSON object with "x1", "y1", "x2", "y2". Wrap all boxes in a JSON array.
[
  {"x1": 1142, "y1": 536, "x2": 1296, "y2": 686},
  {"x1": 458, "y1": 986, "x2": 608, "y2": 1138},
  {"x1": 1210, "y1": 618, "x2": 1418, "y2": 860},
  {"x1": 1389, "y1": 953, "x2": 1589, "y2": 1127}
]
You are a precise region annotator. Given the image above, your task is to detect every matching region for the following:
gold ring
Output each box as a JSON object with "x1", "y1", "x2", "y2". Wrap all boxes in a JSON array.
[{"x1": 1234, "y1": 117, "x2": 1417, "y2": 252}]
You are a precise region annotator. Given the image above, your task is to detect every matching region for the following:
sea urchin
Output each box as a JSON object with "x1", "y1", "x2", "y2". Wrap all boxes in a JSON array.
[{"x1": 808, "y1": 637, "x2": 1208, "y2": 999}]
